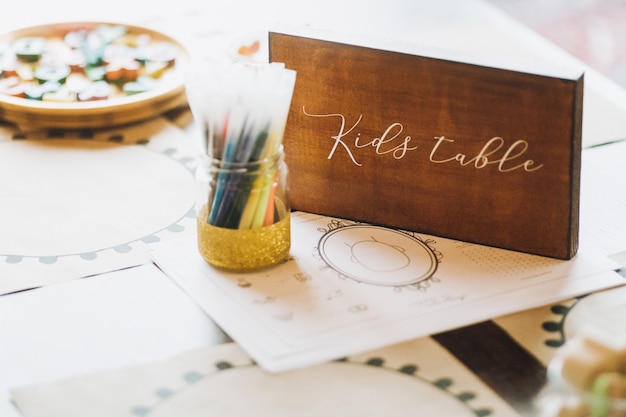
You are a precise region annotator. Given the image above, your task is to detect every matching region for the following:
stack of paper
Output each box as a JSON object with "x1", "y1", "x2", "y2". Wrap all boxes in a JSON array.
[{"x1": 151, "y1": 211, "x2": 622, "y2": 372}]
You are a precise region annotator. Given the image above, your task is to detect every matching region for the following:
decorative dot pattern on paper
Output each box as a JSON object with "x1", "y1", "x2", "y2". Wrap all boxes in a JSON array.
[
  {"x1": 459, "y1": 243, "x2": 560, "y2": 278},
  {"x1": 154, "y1": 388, "x2": 174, "y2": 399},
  {"x1": 130, "y1": 406, "x2": 150, "y2": 417},
  {"x1": 183, "y1": 371, "x2": 204, "y2": 384},
  {"x1": 129, "y1": 358, "x2": 494, "y2": 417},
  {"x1": 541, "y1": 301, "x2": 579, "y2": 348}
]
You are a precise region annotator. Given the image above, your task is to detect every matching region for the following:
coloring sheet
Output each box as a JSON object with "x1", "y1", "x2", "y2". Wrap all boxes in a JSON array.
[{"x1": 151, "y1": 211, "x2": 623, "y2": 372}]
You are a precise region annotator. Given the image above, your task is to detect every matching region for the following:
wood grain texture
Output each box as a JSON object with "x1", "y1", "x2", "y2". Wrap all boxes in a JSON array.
[{"x1": 270, "y1": 27, "x2": 583, "y2": 259}]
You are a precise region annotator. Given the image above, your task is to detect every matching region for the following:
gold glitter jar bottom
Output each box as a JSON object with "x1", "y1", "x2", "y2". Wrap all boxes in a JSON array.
[
  {"x1": 197, "y1": 205, "x2": 291, "y2": 271},
  {"x1": 195, "y1": 149, "x2": 291, "y2": 272}
]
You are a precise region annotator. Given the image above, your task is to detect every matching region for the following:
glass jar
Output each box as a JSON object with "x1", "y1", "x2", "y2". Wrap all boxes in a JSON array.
[
  {"x1": 195, "y1": 146, "x2": 290, "y2": 272},
  {"x1": 535, "y1": 356, "x2": 626, "y2": 417}
]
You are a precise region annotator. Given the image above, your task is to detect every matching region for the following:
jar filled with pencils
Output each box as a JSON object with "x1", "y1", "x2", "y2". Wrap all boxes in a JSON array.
[
  {"x1": 186, "y1": 62, "x2": 296, "y2": 271},
  {"x1": 195, "y1": 146, "x2": 290, "y2": 271}
]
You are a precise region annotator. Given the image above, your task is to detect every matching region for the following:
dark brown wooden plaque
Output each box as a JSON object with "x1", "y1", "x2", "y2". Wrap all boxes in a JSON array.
[{"x1": 269, "y1": 25, "x2": 583, "y2": 259}]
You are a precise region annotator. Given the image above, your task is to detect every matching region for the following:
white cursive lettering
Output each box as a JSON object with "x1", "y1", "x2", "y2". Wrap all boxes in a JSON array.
[
  {"x1": 429, "y1": 136, "x2": 543, "y2": 172},
  {"x1": 303, "y1": 107, "x2": 418, "y2": 166},
  {"x1": 302, "y1": 108, "x2": 544, "y2": 173},
  {"x1": 303, "y1": 107, "x2": 362, "y2": 166},
  {"x1": 354, "y1": 122, "x2": 418, "y2": 159}
]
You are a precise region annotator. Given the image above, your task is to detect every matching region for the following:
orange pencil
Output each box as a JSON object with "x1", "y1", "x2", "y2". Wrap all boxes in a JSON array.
[{"x1": 263, "y1": 171, "x2": 278, "y2": 226}]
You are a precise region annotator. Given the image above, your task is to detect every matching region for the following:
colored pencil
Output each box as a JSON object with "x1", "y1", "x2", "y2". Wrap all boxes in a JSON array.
[{"x1": 186, "y1": 61, "x2": 296, "y2": 229}]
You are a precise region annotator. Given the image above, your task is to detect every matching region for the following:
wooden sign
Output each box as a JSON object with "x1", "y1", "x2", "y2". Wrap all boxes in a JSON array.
[{"x1": 269, "y1": 25, "x2": 583, "y2": 259}]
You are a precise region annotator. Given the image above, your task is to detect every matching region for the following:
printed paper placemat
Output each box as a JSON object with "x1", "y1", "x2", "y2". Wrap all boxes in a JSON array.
[
  {"x1": 11, "y1": 339, "x2": 521, "y2": 417},
  {"x1": 0, "y1": 118, "x2": 198, "y2": 294}
]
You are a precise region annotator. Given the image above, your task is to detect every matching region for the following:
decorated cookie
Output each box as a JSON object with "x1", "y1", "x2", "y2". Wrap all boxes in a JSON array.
[{"x1": 0, "y1": 23, "x2": 181, "y2": 103}]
